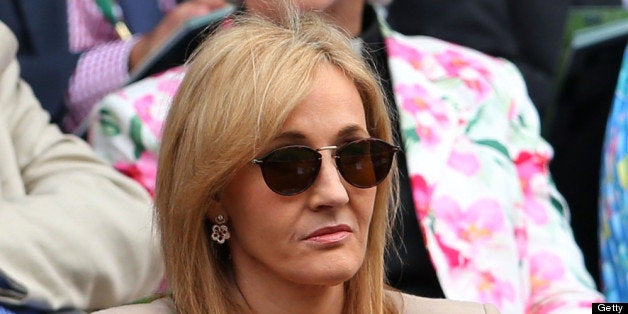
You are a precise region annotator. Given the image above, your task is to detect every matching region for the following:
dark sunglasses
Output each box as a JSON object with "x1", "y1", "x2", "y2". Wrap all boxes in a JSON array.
[{"x1": 252, "y1": 138, "x2": 399, "y2": 196}]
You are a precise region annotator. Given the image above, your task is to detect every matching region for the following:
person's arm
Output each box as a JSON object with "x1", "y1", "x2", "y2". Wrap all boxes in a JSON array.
[
  {"x1": 495, "y1": 59, "x2": 605, "y2": 311},
  {"x1": 65, "y1": 38, "x2": 139, "y2": 133},
  {"x1": 0, "y1": 22, "x2": 163, "y2": 311},
  {"x1": 64, "y1": 0, "x2": 226, "y2": 134},
  {"x1": 63, "y1": 0, "x2": 140, "y2": 133}
]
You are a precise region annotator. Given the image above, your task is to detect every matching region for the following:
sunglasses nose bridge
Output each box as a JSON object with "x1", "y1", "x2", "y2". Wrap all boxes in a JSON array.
[
  {"x1": 315, "y1": 145, "x2": 338, "y2": 153},
  {"x1": 315, "y1": 145, "x2": 340, "y2": 168}
]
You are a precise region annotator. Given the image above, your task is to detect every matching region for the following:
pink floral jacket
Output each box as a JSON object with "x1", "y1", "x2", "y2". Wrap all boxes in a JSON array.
[
  {"x1": 382, "y1": 25, "x2": 603, "y2": 312},
  {"x1": 88, "y1": 20, "x2": 604, "y2": 314}
]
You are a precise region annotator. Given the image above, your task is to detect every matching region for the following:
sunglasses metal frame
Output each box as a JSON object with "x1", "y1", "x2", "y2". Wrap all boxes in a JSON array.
[{"x1": 251, "y1": 138, "x2": 399, "y2": 196}]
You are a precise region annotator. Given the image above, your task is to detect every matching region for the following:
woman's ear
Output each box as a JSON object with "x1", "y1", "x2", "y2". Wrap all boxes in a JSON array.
[{"x1": 207, "y1": 191, "x2": 226, "y2": 224}]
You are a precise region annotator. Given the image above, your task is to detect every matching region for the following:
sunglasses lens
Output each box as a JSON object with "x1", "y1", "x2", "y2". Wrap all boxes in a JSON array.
[
  {"x1": 337, "y1": 139, "x2": 396, "y2": 188},
  {"x1": 260, "y1": 147, "x2": 320, "y2": 196}
]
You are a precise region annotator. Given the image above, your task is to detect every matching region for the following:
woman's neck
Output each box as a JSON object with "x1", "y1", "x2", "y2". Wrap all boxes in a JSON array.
[{"x1": 234, "y1": 264, "x2": 346, "y2": 314}]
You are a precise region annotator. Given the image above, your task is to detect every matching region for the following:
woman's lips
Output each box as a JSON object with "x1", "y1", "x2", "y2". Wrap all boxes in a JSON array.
[{"x1": 303, "y1": 225, "x2": 352, "y2": 244}]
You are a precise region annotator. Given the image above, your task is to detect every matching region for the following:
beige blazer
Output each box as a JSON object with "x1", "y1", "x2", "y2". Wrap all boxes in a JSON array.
[
  {"x1": 0, "y1": 22, "x2": 163, "y2": 311},
  {"x1": 94, "y1": 292, "x2": 500, "y2": 313}
]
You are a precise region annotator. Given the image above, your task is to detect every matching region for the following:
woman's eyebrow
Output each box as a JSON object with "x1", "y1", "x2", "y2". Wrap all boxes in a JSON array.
[
  {"x1": 270, "y1": 124, "x2": 368, "y2": 144},
  {"x1": 271, "y1": 131, "x2": 307, "y2": 143},
  {"x1": 273, "y1": 124, "x2": 368, "y2": 141},
  {"x1": 337, "y1": 124, "x2": 369, "y2": 138}
]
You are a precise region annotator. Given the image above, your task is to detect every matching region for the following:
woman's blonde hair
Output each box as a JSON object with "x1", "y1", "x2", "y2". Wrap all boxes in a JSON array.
[{"x1": 155, "y1": 9, "x2": 398, "y2": 314}]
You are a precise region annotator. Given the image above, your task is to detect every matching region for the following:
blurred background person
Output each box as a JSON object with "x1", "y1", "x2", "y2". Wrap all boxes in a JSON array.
[
  {"x1": 0, "y1": 0, "x2": 227, "y2": 133},
  {"x1": 0, "y1": 21, "x2": 163, "y2": 314},
  {"x1": 386, "y1": 0, "x2": 628, "y2": 289},
  {"x1": 599, "y1": 43, "x2": 628, "y2": 302}
]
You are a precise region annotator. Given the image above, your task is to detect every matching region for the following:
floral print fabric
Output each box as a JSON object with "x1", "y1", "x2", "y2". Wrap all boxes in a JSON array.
[
  {"x1": 384, "y1": 27, "x2": 603, "y2": 313},
  {"x1": 87, "y1": 20, "x2": 604, "y2": 314},
  {"x1": 599, "y1": 46, "x2": 628, "y2": 302},
  {"x1": 88, "y1": 66, "x2": 184, "y2": 197}
]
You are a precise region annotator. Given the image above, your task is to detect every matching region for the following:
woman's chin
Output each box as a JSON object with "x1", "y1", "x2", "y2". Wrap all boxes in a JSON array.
[{"x1": 286, "y1": 258, "x2": 362, "y2": 287}]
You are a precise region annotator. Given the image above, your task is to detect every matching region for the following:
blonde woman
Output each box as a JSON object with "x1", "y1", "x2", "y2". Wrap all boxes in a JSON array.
[
  {"x1": 95, "y1": 11, "x2": 498, "y2": 314},
  {"x1": 91, "y1": 0, "x2": 603, "y2": 312}
]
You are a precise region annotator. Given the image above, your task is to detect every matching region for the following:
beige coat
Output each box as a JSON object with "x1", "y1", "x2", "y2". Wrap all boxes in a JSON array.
[
  {"x1": 94, "y1": 291, "x2": 500, "y2": 313},
  {"x1": 0, "y1": 22, "x2": 163, "y2": 311}
]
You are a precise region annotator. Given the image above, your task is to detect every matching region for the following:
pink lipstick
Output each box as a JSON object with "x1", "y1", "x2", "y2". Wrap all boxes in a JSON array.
[{"x1": 304, "y1": 225, "x2": 352, "y2": 244}]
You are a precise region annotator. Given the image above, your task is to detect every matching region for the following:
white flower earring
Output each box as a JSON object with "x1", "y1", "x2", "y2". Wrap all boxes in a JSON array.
[{"x1": 211, "y1": 214, "x2": 230, "y2": 244}]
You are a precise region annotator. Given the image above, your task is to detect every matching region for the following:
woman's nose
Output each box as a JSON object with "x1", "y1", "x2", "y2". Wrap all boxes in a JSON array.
[{"x1": 306, "y1": 154, "x2": 349, "y2": 210}]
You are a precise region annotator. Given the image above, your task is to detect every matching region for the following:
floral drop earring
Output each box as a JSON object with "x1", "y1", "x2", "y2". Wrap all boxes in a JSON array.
[{"x1": 211, "y1": 214, "x2": 230, "y2": 244}]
